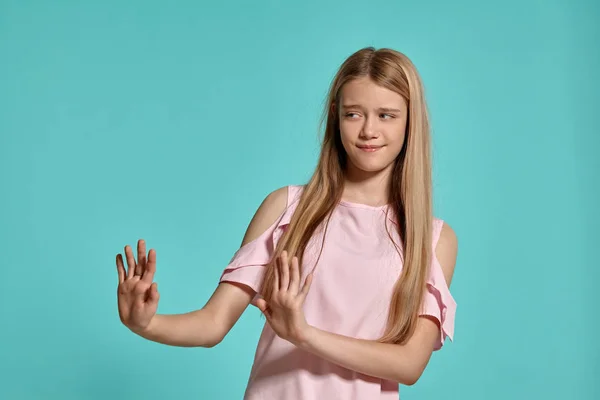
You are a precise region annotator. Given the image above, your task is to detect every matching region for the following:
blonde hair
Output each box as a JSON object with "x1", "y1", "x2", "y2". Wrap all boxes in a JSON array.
[{"x1": 260, "y1": 47, "x2": 433, "y2": 345}]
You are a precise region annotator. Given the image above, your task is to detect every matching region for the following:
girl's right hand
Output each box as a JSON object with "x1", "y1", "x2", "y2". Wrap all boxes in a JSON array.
[{"x1": 116, "y1": 239, "x2": 160, "y2": 334}]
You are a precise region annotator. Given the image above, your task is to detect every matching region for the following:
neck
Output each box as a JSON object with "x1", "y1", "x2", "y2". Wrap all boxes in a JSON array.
[{"x1": 342, "y1": 163, "x2": 393, "y2": 207}]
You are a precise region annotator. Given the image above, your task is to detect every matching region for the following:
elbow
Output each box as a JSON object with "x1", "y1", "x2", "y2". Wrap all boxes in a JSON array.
[
  {"x1": 196, "y1": 309, "x2": 228, "y2": 348},
  {"x1": 394, "y1": 345, "x2": 433, "y2": 386},
  {"x1": 201, "y1": 330, "x2": 225, "y2": 348},
  {"x1": 202, "y1": 339, "x2": 221, "y2": 348},
  {"x1": 401, "y1": 373, "x2": 421, "y2": 387},
  {"x1": 395, "y1": 366, "x2": 425, "y2": 386}
]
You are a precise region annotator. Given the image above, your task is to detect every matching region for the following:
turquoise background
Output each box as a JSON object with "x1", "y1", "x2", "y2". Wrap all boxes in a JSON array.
[{"x1": 1, "y1": 0, "x2": 598, "y2": 399}]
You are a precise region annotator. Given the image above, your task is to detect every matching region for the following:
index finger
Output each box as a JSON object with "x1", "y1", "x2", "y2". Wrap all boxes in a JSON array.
[{"x1": 141, "y1": 249, "x2": 157, "y2": 283}]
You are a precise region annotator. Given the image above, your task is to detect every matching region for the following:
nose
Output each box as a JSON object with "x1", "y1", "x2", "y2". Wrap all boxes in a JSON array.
[{"x1": 359, "y1": 116, "x2": 379, "y2": 139}]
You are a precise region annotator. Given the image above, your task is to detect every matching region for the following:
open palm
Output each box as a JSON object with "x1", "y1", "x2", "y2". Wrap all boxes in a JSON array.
[
  {"x1": 116, "y1": 239, "x2": 159, "y2": 333},
  {"x1": 256, "y1": 251, "x2": 313, "y2": 346}
]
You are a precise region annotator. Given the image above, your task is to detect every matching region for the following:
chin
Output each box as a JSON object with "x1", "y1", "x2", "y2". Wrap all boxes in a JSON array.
[{"x1": 348, "y1": 158, "x2": 394, "y2": 174}]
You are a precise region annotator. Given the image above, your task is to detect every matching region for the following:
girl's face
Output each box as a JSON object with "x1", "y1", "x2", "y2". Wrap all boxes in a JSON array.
[{"x1": 336, "y1": 77, "x2": 408, "y2": 178}]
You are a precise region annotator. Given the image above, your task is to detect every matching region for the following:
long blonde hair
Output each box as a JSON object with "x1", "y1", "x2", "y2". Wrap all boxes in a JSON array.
[{"x1": 260, "y1": 47, "x2": 433, "y2": 345}]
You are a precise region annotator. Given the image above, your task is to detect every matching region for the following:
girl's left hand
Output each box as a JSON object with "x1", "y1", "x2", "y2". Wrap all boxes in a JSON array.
[{"x1": 256, "y1": 250, "x2": 314, "y2": 346}]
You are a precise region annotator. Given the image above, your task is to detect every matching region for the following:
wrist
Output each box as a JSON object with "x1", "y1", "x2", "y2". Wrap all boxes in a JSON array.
[
  {"x1": 131, "y1": 315, "x2": 158, "y2": 338},
  {"x1": 295, "y1": 324, "x2": 318, "y2": 350}
]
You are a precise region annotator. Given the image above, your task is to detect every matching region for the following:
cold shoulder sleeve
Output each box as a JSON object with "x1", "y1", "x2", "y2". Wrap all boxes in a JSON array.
[
  {"x1": 219, "y1": 185, "x2": 303, "y2": 306},
  {"x1": 420, "y1": 218, "x2": 457, "y2": 351}
]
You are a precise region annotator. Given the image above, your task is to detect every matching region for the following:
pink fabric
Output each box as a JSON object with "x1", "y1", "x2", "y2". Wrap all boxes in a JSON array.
[{"x1": 220, "y1": 185, "x2": 456, "y2": 399}]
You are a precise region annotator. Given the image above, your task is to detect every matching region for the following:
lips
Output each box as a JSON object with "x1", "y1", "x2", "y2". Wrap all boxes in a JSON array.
[{"x1": 357, "y1": 144, "x2": 384, "y2": 152}]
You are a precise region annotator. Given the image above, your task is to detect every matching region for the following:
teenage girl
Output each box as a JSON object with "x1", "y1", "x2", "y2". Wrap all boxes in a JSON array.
[{"x1": 115, "y1": 46, "x2": 458, "y2": 399}]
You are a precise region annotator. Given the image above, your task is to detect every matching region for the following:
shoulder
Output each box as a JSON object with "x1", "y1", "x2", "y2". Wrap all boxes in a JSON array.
[
  {"x1": 240, "y1": 186, "x2": 290, "y2": 246},
  {"x1": 262, "y1": 186, "x2": 289, "y2": 210},
  {"x1": 434, "y1": 220, "x2": 458, "y2": 287}
]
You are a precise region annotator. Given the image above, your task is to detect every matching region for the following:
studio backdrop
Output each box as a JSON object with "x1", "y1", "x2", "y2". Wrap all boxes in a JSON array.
[{"x1": 0, "y1": 1, "x2": 598, "y2": 399}]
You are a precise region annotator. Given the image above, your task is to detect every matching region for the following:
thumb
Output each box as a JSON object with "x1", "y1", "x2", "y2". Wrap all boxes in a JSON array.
[
  {"x1": 149, "y1": 282, "x2": 159, "y2": 302},
  {"x1": 255, "y1": 298, "x2": 269, "y2": 315}
]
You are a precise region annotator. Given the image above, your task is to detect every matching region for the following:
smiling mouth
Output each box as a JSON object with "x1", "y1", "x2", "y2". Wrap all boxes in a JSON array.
[{"x1": 357, "y1": 145, "x2": 384, "y2": 152}]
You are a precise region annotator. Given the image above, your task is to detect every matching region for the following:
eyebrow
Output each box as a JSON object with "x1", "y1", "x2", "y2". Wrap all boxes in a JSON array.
[{"x1": 341, "y1": 104, "x2": 403, "y2": 113}]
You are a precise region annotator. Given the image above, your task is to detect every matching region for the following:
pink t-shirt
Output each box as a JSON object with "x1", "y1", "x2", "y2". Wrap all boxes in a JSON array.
[{"x1": 220, "y1": 185, "x2": 456, "y2": 399}]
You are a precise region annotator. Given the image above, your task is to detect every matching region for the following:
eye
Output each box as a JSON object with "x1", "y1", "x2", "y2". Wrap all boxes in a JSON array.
[
  {"x1": 345, "y1": 112, "x2": 360, "y2": 119},
  {"x1": 380, "y1": 113, "x2": 395, "y2": 119}
]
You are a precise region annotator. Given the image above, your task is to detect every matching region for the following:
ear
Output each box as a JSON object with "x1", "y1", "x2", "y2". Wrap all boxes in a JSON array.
[{"x1": 331, "y1": 102, "x2": 336, "y2": 115}]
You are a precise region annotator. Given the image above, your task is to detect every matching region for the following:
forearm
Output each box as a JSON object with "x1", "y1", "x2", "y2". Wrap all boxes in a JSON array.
[
  {"x1": 298, "y1": 326, "x2": 428, "y2": 385},
  {"x1": 135, "y1": 309, "x2": 222, "y2": 348}
]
